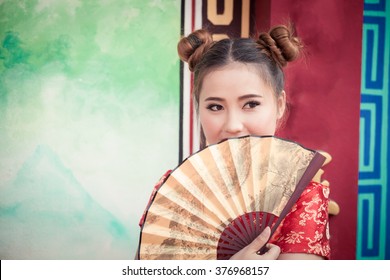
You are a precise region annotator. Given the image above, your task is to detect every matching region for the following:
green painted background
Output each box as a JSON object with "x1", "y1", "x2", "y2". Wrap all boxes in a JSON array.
[{"x1": 0, "y1": 0, "x2": 181, "y2": 259}]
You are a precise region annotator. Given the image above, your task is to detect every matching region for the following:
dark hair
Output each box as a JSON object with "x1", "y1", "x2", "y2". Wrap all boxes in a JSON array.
[{"x1": 177, "y1": 25, "x2": 303, "y2": 147}]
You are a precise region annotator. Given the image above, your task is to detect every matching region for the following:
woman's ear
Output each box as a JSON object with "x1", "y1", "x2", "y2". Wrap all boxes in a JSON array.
[{"x1": 277, "y1": 90, "x2": 286, "y2": 120}]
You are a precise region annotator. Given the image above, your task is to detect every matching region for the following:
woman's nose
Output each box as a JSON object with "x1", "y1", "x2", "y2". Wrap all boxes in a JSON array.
[{"x1": 224, "y1": 111, "x2": 244, "y2": 135}]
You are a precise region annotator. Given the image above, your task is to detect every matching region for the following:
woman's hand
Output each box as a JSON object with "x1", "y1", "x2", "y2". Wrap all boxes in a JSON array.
[{"x1": 230, "y1": 227, "x2": 280, "y2": 260}]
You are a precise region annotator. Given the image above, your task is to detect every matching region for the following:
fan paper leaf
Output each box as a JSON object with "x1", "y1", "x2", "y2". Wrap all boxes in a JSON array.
[{"x1": 139, "y1": 135, "x2": 326, "y2": 260}]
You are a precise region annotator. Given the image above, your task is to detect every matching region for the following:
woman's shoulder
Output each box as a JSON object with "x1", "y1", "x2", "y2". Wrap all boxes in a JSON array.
[
  {"x1": 300, "y1": 181, "x2": 330, "y2": 202},
  {"x1": 138, "y1": 170, "x2": 172, "y2": 227},
  {"x1": 154, "y1": 170, "x2": 172, "y2": 189},
  {"x1": 271, "y1": 180, "x2": 331, "y2": 259}
]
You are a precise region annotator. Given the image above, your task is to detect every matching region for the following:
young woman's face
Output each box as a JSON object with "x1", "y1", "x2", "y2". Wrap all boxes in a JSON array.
[{"x1": 199, "y1": 62, "x2": 285, "y2": 145}]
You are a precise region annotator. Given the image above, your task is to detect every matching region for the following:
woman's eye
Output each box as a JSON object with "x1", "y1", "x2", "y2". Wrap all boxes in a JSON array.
[
  {"x1": 243, "y1": 101, "x2": 260, "y2": 109},
  {"x1": 207, "y1": 104, "x2": 224, "y2": 111}
]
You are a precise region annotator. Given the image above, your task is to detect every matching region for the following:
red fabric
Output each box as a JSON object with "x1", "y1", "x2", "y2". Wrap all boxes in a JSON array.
[
  {"x1": 139, "y1": 172, "x2": 330, "y2": 259},
  {"x1": 270, "y1": 181, "x2": 330, "y2": 259}
]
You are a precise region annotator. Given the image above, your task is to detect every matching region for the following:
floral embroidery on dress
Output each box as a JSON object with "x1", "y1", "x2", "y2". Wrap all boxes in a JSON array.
[
  {"x1": 298, "y1": 193, "x2": 327, "y2": 226},
  {"x1": 307, "y1": 230, "x2": 326, "y2": 255},
  {"x1": 283, "y1": 231, "x2": 305, "y2": 244},
  {"x1": 271, "y1": 181, "x2": 330, "y2": 259}
]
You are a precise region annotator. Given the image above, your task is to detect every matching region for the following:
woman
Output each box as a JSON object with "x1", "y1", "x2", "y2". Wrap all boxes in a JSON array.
[{"x1": 139, "y1": 25, "x2": 330, "y2": 260}]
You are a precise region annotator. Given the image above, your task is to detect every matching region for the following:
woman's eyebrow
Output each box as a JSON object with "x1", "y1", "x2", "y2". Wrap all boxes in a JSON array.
[
  {"x1": 204, "y1": 96, "x2": 225, "y2": 102},
  {"x1": 238, "y1": 94, "x2": 263, "y2": 100},
  {"x1": 204, "y1": 94, "x2": 262, "y2": 102}
]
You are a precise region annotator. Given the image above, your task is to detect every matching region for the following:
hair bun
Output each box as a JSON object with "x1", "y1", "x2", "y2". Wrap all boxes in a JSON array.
[
  {"x1": 257, "y1": 25, "x2": 302, "y2": 67},
  {"x1": 177, "y1": 29, "x2": 213, "y2": 72}
]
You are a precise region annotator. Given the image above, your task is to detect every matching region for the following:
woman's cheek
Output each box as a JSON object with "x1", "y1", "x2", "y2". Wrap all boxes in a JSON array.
[
  {"x1": 201, "y1": 122, "x2": 216, "y2": 143},
  {"x1": 200, "y1": 115, "x2": 221, "y2": 144},
  {"x1": 249, "y1": 115, "x2": 278, "y2": 136}
]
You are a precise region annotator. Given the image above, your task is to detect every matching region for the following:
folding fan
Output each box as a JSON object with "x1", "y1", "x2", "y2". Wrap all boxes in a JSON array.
[{"x1": 138, "y1": 135, "x2": 326, "y2": 260}]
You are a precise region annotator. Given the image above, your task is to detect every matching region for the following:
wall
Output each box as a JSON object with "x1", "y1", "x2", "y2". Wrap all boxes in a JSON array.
[
  {"x1": 0, "y1": 0, "x2": 181, "y2": 259},
  {"x1": 255, "y1": 0, "x2": 364, "y2": 259}
]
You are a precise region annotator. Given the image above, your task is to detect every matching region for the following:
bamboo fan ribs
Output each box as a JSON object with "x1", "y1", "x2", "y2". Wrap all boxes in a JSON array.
[{"x1": 139, "y1": 135, "x2": 326, "y2": 260}]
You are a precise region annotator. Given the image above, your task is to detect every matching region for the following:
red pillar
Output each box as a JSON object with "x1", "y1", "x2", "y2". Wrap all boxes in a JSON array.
[{"x1": 254, "y1": 0, "x2": 363, "y2": 259}]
